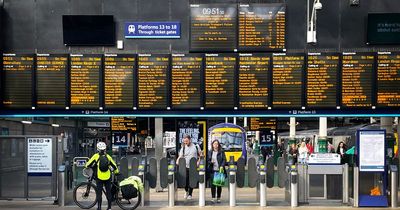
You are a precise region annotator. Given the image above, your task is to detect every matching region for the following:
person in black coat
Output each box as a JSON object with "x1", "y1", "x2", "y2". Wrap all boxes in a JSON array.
[{"x1": 207, "y1": 139, "x2": 226, "y2": 203}]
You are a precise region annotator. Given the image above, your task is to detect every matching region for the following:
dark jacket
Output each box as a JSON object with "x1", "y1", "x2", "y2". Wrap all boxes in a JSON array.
[{"x1": 206, "y1": 150, "x2": 226, "y2": 180}]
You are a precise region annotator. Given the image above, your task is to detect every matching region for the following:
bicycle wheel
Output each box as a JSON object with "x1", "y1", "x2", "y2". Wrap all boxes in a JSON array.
[
  {"x1": 73, "y1": 182, "x2": 98, "y2": 209},
  {"x1": 116, "y1": 190, "x2": 141, "y2": 210}
]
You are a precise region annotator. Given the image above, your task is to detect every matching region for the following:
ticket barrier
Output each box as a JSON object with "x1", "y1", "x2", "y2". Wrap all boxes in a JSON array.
[
  {"x1": 167, "y1": 159, "x2": 176, "y2": 207},
  {"x1": 284, "y1": 163, "x2": 299, "y2": 207},
  {"x1": 198, "y1": 157, "x2": 206, "y2": 207},
  {"x1": 258, "y1": 158, "x2": 267, "y2": 207},
  {"x1": 290, "y1": 165, "x2": 298, "y2": 207},
  {"x1": 130, "y1": 156, "x2": 157, "y2": 207},
  {"x1": 228, "y1": 156, "x2": 237, "y2": 207}
]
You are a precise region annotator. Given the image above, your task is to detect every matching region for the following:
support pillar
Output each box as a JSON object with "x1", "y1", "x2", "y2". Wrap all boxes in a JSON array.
[{"x1": 155, "y1": 118, "x2": 163, "y2": 191}]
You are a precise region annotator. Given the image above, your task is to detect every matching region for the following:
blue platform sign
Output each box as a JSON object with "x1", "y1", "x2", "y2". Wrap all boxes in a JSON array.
[{"x1": 125, "y1": 22, "x2": 181, "y2": 38}]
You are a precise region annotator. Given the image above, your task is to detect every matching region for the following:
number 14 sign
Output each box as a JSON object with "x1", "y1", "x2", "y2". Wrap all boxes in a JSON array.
[{"x1": 112, "y1": 132, "x2": 130, "y2": 147}]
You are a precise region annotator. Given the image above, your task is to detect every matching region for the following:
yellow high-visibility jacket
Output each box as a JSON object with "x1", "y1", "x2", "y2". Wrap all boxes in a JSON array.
[{"x1": 85, "y1": 153, "x2": 119, "y2": 181}]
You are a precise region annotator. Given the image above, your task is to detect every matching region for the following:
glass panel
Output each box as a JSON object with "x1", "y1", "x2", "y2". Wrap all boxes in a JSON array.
[{"x1": 309, "y1": 174, "x2": 325, "y2": 197}]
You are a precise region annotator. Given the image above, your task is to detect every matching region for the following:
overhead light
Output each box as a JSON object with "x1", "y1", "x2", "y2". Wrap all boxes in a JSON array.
[
  {"x1": 307, "y1": 0, "x2": 323, "y2": 44},
  {"x1": 52, "y1": 124, "x2": 60, "y2": 127},
  {"x1": 21, "y1": 121, "x2": 32, "y2": 124},
  {"x1": 315, "y1": 0, "x2": 322, "y2": 10}
]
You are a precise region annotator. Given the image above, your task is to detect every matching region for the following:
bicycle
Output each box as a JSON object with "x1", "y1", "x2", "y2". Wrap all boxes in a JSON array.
[{"x1": 73, "y1": 168, "x2": 141, "y2": 210}]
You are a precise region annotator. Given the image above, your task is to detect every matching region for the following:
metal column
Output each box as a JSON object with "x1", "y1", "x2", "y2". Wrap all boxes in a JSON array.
[
  {"x1": 319, "y1": 117, "x2": 327, "y2": 137},
  {"x1": 154, "y1": 118, "x2": 163, "y2": 192},
  {"x1": 290, "y1": 117, "x2": 296, "y2": 138},
  {"x1": 391, "y1": 165, "x2": 398, "y2": 208},
  {"x1": 342, "y1": 163, "x2": 349, "y2": 204},
  {"x1": 353, "y1": 166, "x2": 359, "y2": 207}
]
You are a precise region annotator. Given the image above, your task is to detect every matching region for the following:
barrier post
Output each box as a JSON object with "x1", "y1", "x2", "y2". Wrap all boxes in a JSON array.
[{"x1": 290, "y1": 165, "x2": 298, "y2": 207}]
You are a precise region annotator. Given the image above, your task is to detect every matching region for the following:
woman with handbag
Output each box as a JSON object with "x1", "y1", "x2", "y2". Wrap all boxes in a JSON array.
[{"x1": 207, "y1": 139, "x2": 226, "y2": 203}]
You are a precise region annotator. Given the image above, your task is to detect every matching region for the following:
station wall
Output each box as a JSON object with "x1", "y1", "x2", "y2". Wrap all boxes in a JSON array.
[{"x1": 2, "y1": 0, "x2": 400, "y2": 53}]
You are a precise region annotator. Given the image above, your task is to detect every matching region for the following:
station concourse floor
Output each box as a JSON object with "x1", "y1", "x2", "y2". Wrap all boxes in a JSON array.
[{"x1": 0, "y1": 187, "x2": 399, "y2": 210}]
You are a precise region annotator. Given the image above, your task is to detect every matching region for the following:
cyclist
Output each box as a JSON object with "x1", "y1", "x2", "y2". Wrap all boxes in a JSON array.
[{"x1": 85, "y1": 142, "x2": 119, "y2": 210}]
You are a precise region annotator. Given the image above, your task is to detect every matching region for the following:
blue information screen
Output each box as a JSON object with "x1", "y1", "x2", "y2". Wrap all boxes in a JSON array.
[{"x1": 125, "y1": 22, "x2": 181, "y2": 38}]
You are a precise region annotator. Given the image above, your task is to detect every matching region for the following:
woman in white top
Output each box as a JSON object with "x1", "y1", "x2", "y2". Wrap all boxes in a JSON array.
[{"x1": 298, "y1": 141, "x2": 309, "y2": 164}]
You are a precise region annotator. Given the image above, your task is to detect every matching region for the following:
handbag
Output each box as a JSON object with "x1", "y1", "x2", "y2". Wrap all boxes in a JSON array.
[{"x1": 212, "y1": 167, "x2": 226, "y2": 187}]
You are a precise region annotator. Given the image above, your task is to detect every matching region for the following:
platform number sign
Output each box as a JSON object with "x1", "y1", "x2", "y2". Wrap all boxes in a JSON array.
[
  {"x1": 112, "y1": 132, "x2": 129, "y2": 147},
  {"x1": 259, "y1": 129, "x2": 274, "y2": 146}
]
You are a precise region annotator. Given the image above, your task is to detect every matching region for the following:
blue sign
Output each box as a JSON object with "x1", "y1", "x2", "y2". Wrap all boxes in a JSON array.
[{"x1": 125, "y1": 22, "x2": 181, "y2": 38}]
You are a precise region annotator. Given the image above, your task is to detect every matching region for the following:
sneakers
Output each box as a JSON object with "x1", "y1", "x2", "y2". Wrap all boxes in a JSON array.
[
  {"x1": 187, "y1": 195, "x2": 192, "y2": 200},
  {"x1": 211, "y1": 198, "x2": 216, "y2": 203},
  {"x1": 217, "y1": 199, "x2": 221, "y2": 203},
  {"x1": 183, "y1": 192, "x2": 188, "y2": 199}
]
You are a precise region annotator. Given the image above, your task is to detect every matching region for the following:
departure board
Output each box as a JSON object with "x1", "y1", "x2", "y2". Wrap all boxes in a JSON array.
[
  {"x1": 205, "y1": 54, "x2": 236, "y2": 109},
  {"x1": 377, "y1": 52, "x2": 400, "y2": 107},
  {"x1": 70, "y1": 54, "x2": 101, "y2": 109},
  {"x1": 171, "y1": 54, "x2": 202, "y2": 109},
  {"x1": 306, "y1": 53, "x2": 339, "y2": 108},
  {"x1": 272, "y1": 53, "x2": 304, "y2": 108},
  {"x1": 238, "y1": 4, "x2": 286, "y2": 51},
  {"x1": 104, "y1": 54, "x2": 135, "y2": 109},
  {"x1": 137, "y1": 54, "x2": 169, "y2": 109},
  {"x1": 111, "y1": 117, "x2": 137, "y2": 131},
  {"x1": 239, "y1": 53, "x2": 270, "y2": 109},
  {"x1": 2, "y1": 54, "x2": 34, "y2": 109},
  {"x1": 342, "y1": 52, "x2": 374, "y2": 108},
  {"x1": 36, "y1": 54, "x2": 68, "y2": 109},
  {"x1": 249, "y1": 117, "x2": 277, "y2": 131},
  {"x1": 190, "y1": 4, "x2": 237, "y2": 52}
]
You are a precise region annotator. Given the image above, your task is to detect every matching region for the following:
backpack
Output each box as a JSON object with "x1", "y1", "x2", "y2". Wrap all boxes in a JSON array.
[
  {"x1": 182, "y1": 143, "x2": 200, "y2": 158},
  {"x1": 98, "y1": 154, "x2": 110, "y2": 172},
  {"x1": 120, "y1": 184, "x2": 138, "y2": 199},
  {"x1": 120, "y1": 176, "x2": 142, "y2": 199}
]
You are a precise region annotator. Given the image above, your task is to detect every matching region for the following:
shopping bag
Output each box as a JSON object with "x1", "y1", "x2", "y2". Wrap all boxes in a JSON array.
[{"x1": 212, "y1": 168, "x2": 225, "y2": 187}]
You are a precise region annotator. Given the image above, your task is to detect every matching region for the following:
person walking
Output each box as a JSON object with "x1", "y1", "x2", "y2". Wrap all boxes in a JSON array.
[
  {"x1": 176, "y1": 134, "x2": 202, "y2": 200},
  {"x1": 207, "y1": 140, "x2": 226, "y2": 203}
]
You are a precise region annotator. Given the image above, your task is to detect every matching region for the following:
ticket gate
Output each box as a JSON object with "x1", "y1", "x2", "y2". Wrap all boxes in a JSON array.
[{"x1": 129, "y1": 156, "x2": 158, "y2": 206}]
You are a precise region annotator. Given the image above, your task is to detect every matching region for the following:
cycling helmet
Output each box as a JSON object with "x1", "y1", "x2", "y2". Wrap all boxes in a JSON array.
[{"x1": 96, "y1": 142, "x2": 107, "y2": 151}]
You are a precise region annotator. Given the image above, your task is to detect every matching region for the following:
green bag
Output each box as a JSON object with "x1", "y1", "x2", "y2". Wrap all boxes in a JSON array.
[{"x1": 212, "y1": 167, "x2": 225, "y2": 187}]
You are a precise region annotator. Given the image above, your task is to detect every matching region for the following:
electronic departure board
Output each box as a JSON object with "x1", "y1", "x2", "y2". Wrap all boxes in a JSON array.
[
  {"x1": 249, "y1": 117, "x2": 277, "y2": 131},
  {"x1": 104, "y1": 54, "x2": 135, "y2": 109},
  {"x1": 342, "y1": 52, "x2": 374, "y2": 108},
  {"x1": 70, "y1": 54, "x2": 101, "y2": 109},
  {"x1": 137, "y1": 54, "x2": 169, "y2": 109},
  {"x1": 2, "y1": 54, "x2": 34, "y2": 109},
  {"x1": 111, "y1": 117, "x2": 137, "y2": 131},
  {"x1": 239, "y1": 53, "x2": 270, "y2": 109},
  {"x1": 205, "y1": 54, "x2": 236, "y2": 109},
  {"x1": 238, "y1": 4, "x2": 286, "y2": 51},
  {"x1": 377, "y1": 52, "x2": 400, "y2": 107},
  {"x1": 272, "y1": 53, "x2": 304, "y2": 108},
  {"x1": 36, "y1": 54, "x2": 68, "y2": 109},
  {"x1": 190, "y1": 4, "x2": 237, "y2": 52},
  {"x1": 306, "y1": 53, "x2": 339, "y2": 108},
  {"x1": 171, "y1": 54, "x2": 202, "y2": 109}
]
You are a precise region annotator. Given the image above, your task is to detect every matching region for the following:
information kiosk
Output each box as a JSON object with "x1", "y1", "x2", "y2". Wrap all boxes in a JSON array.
[{"x1": 356, "y1": 130, "x2": 388, "y2": 207}]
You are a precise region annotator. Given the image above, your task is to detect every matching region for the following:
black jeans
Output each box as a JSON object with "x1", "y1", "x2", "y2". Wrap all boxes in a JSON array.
[
  {"x1": 185, "y1": 168, "x2": 193, "y2": 196},
  {"x1": 96, "y1": 179, "x2": 112, "y2": 210},
  {"x1": 211, "y1": 184, "x2": 222, "y2": 199}
]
